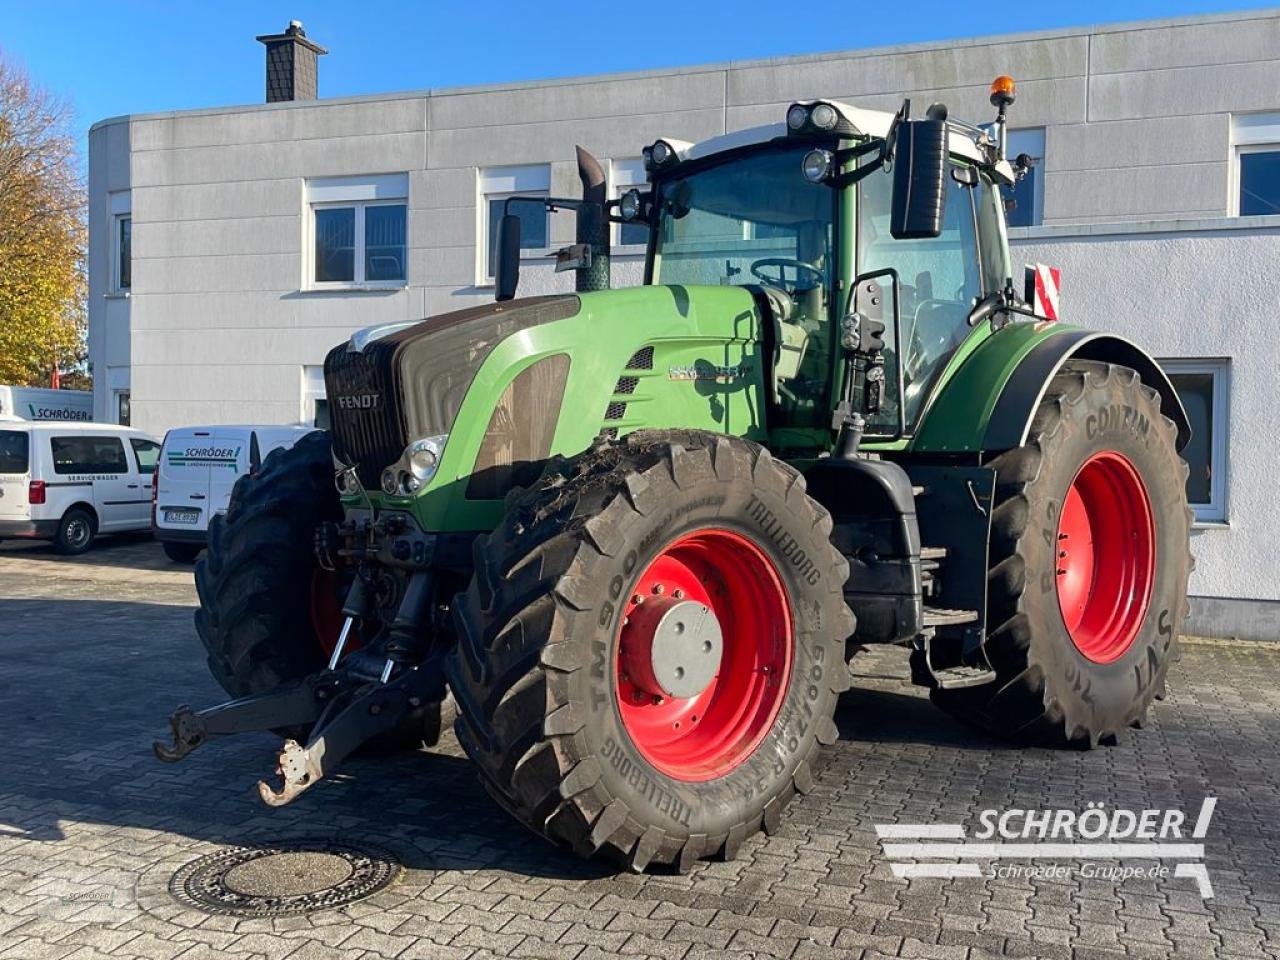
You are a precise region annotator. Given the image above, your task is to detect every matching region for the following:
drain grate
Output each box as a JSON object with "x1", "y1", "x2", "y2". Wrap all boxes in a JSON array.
[{"x1": 169, "y1": 839, "x2": 402, "y2": 917}]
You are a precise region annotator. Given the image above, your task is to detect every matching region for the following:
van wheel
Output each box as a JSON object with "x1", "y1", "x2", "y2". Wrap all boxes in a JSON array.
[
  {"x1": 163, "y1": 541, "x2": 203, "y2": 563},
  {"x1": 55, "y1": 508, "x2": 96, "y2": 555}
]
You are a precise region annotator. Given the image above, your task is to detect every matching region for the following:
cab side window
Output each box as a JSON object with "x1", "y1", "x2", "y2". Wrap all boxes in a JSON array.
[
  {"x1": 130, "y1": 438, "x2": 160, "y2": 475},
  {"x1": 51, "y1": 436, "x2": 129, "y2": 474},
  {"x1": 857, "y1": 162, "x2": 984, "y2": 431}
]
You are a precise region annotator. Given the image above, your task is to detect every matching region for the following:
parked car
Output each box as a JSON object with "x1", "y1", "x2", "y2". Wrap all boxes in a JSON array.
[
  {"x1": 153, "y1": 425, "x2": 316, "y2": 562},
  {"x1": 0, "y1": 422, "x2": 161, "y2": 554}
]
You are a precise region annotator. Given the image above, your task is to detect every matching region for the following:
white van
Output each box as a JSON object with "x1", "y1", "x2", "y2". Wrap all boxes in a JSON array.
[
  {"x1": 0, "y1": 422, "x2": 161, "y2": 554},
  {"x1": 153, "y1": 425, "x2": 316, "y2": 562},
  {"x1": 0, "y1": 385, "x2": 93, "y2": 422}
]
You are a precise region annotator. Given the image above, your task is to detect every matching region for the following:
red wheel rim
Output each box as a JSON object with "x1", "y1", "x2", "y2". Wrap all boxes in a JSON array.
[
  {"x1": 1055, "y1": 451, "x2": 1156, "y2": 664},
  {"x1": 615, "y1": 528, "x2": 793, "y2": 782},
  {"x1": 310, "y1": 568, "x2": 351, "y2": 658}
]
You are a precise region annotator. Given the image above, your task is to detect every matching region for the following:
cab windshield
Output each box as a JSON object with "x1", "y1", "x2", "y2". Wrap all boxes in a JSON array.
[
  {"x1": 653, "y1": 144, "x2": 836, "y2": 427},
  {"x1": 652, "y1": 144, "x2": 834, "y2": 295}
]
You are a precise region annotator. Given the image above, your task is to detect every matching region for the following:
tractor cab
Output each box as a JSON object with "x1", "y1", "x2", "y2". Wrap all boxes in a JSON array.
[{"x1": 631, "y1": 97, "x2": 1017, "y2": 445}]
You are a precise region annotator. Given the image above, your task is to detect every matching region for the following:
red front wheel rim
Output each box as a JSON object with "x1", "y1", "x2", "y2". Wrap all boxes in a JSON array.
[
  {"x1": 310, "y1": 568, "x2": 351, "y2": 659},
  {"x1": 615, "y1": 528, "x2": 793, "y2": 782},
  {"x1": 1055, "y1": 451, "x2": 1156, "y2": 664}
]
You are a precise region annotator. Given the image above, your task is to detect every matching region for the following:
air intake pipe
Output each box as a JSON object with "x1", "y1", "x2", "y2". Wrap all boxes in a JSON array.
[{"x1": 574, "y1": 146, "x2": 610, "y2": 292}]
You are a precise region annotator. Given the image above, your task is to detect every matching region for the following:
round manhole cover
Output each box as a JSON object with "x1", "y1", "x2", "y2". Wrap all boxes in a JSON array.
[{"x1": 169, "y1": 839, "x2": 402, "y2": 917}]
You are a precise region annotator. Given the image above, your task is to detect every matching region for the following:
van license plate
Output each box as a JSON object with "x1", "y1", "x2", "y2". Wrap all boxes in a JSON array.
[{"x1": 164, "y1": 509, "x2": 200, "y2": 525}]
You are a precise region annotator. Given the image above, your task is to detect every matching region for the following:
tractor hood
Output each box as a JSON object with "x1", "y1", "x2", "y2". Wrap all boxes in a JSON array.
[{"x1": 324, "y1": 295, "x2": 582, "y2": 487}]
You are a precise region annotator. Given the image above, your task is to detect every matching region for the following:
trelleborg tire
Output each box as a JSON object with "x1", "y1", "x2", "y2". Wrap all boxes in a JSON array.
[
  {"x1": 931, "y1": 360, "x2": 1192, "y2": 746},
  {"x1": 445, "y1": 430, "x2": 855, "y2": 870},
  {"x1": 194, "y1": 431, "x2": 440, "y2": 747}
]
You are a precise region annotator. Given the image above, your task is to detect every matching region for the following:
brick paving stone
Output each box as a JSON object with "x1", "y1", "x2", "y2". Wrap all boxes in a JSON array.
[{"x1": 2, "y1": 544, "x2": 1279, "y2": 960}]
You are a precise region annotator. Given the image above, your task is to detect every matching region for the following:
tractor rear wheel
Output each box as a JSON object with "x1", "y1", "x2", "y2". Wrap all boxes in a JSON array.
[
  {"x1": 194, "y1": 431, "x2": 441, "y2": 747},
  {"x1": 932, "y1": 361, "x2": 1192, "y2": 745},
  {"x1": 445, "y1": 431, "x2": 854, "y2": 870}
]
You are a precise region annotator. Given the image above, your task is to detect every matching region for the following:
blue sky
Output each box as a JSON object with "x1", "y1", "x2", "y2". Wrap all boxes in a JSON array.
[{"x1": 2, "y1": 0, "x2": 1271, "y2": 155}]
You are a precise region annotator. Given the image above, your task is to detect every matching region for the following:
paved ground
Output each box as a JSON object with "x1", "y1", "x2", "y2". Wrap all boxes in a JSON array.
[{"x1": 1, "y1": 537, "x2": 1279, "y2": 960}]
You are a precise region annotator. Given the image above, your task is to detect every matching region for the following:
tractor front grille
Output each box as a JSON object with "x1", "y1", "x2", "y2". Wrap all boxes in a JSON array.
[{"x1": 324, "y1": 342, "x2": 408, "y2": 489}]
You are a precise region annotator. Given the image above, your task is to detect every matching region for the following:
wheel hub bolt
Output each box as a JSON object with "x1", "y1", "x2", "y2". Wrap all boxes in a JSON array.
[{"x1": 653, "y1": 583, "x2": 664, "y2": 595}]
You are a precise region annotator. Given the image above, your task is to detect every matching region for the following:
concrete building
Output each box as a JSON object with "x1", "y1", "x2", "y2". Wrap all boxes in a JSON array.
[{"x1": 87, "y1": 10, "x2": 1280, "y2": 637}]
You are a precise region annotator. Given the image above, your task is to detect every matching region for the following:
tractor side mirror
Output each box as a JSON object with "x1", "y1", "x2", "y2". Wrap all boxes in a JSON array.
[
  {"x1": 890, "y1": 119, "x2": 948, "y2": 240},
  {"x1": 494, "y1": 214, "x2": 521, "y2": 302}
]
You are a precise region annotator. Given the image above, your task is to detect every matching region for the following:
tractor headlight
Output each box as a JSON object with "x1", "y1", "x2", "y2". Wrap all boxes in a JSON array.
[
  {"x1": 381, "y1": 468, "x2": 399, "y2": 496},
  {"x1": 620, "y1": 188, "x2": 643, "y2": 222},
  {"x1": 810, "y1": 103, "x2": 839, "y2": 130},
  {"x1": 786, "y1": 104, "x2": 809, "y2": 131},
  {"x1": 406, "y1": 434, "x2": 447, "y2": 482},
  {"x1": 802, "y1": 148, "x2": 835, "y2": 183}
]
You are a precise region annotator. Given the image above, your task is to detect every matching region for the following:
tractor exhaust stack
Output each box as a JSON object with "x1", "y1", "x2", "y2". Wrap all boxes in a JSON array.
[{"x1": 574, "y1": 146, "x2": 610, "y2": 292}]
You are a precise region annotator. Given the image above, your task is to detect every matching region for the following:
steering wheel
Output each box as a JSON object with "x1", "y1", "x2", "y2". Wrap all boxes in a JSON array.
[{"x1": 750, "y1": 258, "x2": 825, "y2": 295}]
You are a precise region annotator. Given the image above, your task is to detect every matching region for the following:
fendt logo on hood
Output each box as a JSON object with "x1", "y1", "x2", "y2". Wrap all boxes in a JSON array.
[{"x1": 336, "y1": 393, "x2": 381, "y2": 410}]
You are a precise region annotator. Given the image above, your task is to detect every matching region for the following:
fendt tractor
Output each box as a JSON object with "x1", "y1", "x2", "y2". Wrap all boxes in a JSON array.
[{"x1": 156, "y1": 77, "x2": 1193, "y2": 871}]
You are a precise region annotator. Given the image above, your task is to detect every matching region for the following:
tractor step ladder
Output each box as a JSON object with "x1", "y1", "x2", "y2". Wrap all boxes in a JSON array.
[
  {"x1": 930, "y1": 663, "x2": 998, "y2": 689},
  {"x1": 921, "y1": 605, "x2": 978, "y2": 627}
]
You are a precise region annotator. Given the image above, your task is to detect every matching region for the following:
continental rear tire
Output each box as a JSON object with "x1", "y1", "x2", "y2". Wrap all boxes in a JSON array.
[
  {"x1": 445, "y1": 431, "x2": 854, "y2": 870},
  {"x1": 55, "y1": 507, "x2": 96, "y2": 555},
  {"x1": 932, "y1": 361, "x2": 1192, "y2": 746}
]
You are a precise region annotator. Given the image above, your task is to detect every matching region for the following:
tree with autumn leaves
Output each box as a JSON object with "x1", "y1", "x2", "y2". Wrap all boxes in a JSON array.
[{"x1": 0, "y1": 52, "x2": 86, "y2": 387}]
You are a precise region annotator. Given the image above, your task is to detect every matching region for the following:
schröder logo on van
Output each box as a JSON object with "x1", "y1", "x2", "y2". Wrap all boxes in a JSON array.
[
  {"x1": 167, "y1": 446, "x2": 241, "y2": 469},
  {"x1": 27, "y1": 403, "x2": 91, "y2": 421}
]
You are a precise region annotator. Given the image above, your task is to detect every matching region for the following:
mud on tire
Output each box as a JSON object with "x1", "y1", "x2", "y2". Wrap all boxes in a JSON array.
[
  {"x1": 931, "y1": 361, "x2": 1192, "y2": 746},
  {"x1": 444, "y1": 430, "x2": 855, "y2": 870}
]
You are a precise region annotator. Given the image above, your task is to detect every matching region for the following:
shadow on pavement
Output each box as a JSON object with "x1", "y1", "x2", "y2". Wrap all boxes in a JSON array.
[{"x1": 0, "y1": 595, "x2": 611, "y2": 881}]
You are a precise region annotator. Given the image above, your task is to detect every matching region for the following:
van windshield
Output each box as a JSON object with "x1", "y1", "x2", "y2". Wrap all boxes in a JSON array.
[{"x1": 0, "y1": 431, "x2": 28, "y2": 474}]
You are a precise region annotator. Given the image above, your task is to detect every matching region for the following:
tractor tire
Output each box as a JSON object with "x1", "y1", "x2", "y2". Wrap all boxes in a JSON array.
[
  {"x1": 931, "y1": 360, "x2": 1192, "y2": 746},
  {"x1": 194, "y1": 431, "x2": 441, "y2": 747},
  {"x1": 445, "y1": 430, "x2": 854, "y2": 870},
  {"x1": 163, "y1": 541, "x2": 203, "y2": 564}
]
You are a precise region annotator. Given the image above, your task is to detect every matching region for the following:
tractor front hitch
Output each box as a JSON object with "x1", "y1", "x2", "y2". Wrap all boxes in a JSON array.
[{"x1": 153, "y1": 672, "x2": 351, "y2": 762}]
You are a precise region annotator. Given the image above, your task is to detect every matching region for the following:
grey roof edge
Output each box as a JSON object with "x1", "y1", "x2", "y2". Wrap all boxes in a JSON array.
[
  {"x1": 1009, "y1": 213, "x2": 1280, "y2": 241},
  {"x1": 89, "y1": 6, "x2": 1280, "y2": 131}
]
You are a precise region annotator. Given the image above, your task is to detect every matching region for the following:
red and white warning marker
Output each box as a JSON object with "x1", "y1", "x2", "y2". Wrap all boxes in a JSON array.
[{"x1": 1024, "y1": 263, "x2": 1061, "y2": 321}]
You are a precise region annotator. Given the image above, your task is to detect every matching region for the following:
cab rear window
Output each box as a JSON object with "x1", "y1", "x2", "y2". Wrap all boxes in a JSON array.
[
  {"x1": 0, "y1": 431, "x2": 28, "y2": 474},
  {"x1": 51, "y1": 436, "x2": 129, "y2": 474}
]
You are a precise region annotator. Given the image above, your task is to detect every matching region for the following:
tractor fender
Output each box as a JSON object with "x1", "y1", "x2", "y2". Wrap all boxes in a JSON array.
[{"x1": 981, "y1": 331, "x2": 1191, "y2": 454}]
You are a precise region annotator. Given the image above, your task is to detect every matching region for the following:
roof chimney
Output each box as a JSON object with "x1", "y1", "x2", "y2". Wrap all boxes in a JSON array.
[{"x1": 256, "y1": 21, "x2": 327, "y2": 103}]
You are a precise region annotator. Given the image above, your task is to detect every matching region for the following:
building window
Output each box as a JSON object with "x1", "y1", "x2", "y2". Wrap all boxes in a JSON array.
[
  {"x1": 116, "y1": 216, "x2": 132, "y2": 290},
  {"x1": 1233, "y1": 114, "x2": 1280, "y2": 215},
  {"x1": 1161, "y1": 358, "x2": 1229, "y2": 524},
  {"x1": 1001, "y1": 128, "x2": 1045, "y2": 228},
  {"x1": 302, "y1": 365, "x2": 328, "y2": 428},
  {"x1": 306, "y1": 174, "x2": 408, "y2": 288},
  {"x1": 611, "y1": 158, "x2": 649, "y2": 248},
  {"x1": 116, "y1": 391, "x2": 131, "y2": 426},
  {"x1": 478, "y1": 165, "x2": 550, "y2": 282}
]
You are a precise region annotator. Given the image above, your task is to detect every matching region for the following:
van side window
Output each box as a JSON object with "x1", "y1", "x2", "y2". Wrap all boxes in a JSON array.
[
  {"x1": 51, "y1": 436, "x2": 129, "y2": 475},
  {"x1": 0, "y1": 431, "x2": 29, "y2": 474},
  {"x1": 130, "y1": 438, "x2": 160, "y2": 475}
]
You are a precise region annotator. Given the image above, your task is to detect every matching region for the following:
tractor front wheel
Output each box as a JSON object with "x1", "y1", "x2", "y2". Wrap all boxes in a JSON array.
[
  {"x1": 445, "y1": 431, "x2": 854, "y2": 870},
  {"x1": 932, "y1": 361, "x2": 1192, "y2": 745}
]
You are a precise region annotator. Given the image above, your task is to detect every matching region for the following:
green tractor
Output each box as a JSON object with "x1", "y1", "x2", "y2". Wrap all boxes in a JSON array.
[{"x1": 157, "y1": 77, "x2": 1192, "y2": 871}]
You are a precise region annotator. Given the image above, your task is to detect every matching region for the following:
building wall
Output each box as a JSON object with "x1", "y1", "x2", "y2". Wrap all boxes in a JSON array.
[
  {"x1": 1013, "y1": 218, "x2": 1280, "y2": 614},
  {"x1": 86, "y1": 119, "x2": 131, "y2": 423},
  {"x1": 86, "y1": 9, "x2": 1280, "y2": 628}
]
